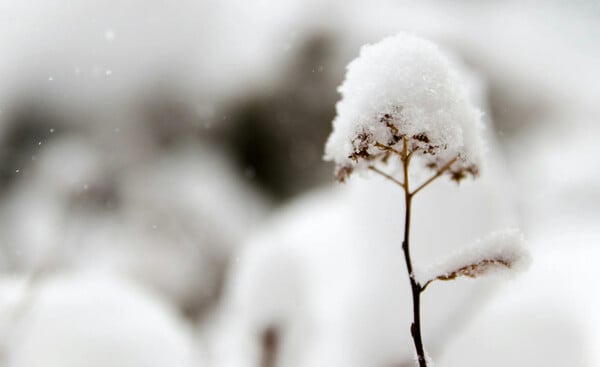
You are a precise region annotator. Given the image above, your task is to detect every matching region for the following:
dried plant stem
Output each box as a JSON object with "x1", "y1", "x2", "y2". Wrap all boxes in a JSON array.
[
  {"x1": 399, "y1": 139, "x2": 427, "y2": 367},
  {"x1": 368, "y1": 166, "x2": 404, "y2": 187},
  {"x1": 410, "y1": 157, "x2": 457, "y2": 196},
  {"x1": 375, "y1": 142, "x2": 404, "y2": 158},
  {"x1": 370, "y1": 138, "x2": 455, "y2": 366},
  {"x1": 260, "y1": 326, "x2": 279, "y2": 367}
]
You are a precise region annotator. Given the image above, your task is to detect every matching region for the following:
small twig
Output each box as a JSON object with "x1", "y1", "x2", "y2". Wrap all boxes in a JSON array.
[
  {"x1": 398, "y1": 138, "x2": 428, "y2": 367},
  {"x1": 260, "y1": 326, "x2": 280, "y2": 367},
  {"x1": 405, "y1": 150, "x2": 415, "y2": 167},
  {"x1": 368, "y1": 166, "x2": 404, "y2": 188},
  {"x1": 421, "y1": 279, "x2": 434, "y2": 292},
  {"x1": 374, "y1": 139, "x2": 461, "y2": 367},
  {"x1": 401, "y1": 137, "x2": 409, "y2": 162},
  {"x1": 375, "y1": 142, "x2": 404, "y2": 158},
  {"x1": 410, "y1": 157, "x2": 458, "y2": 196}
]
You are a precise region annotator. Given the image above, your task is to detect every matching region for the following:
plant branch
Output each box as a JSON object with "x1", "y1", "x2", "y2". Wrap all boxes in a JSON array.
[
  {"x1": 421, "y1": 279, "x2": 435, "y2": 292},
  {"x1": 375, "y1": 141, "x2": 458, "y2": 366},
  {"x1": 368, "y1": 166, "x2": 405, "y2": 188},
  {"x1": 410, "y1": 157, "x2": 458, "y2": 196},
  {"x1": 375, "y1": 142, "x2": 404, "y2": 158},
  {"x1": 400, "y1": 139, "x2": 428, "y2": 367}
]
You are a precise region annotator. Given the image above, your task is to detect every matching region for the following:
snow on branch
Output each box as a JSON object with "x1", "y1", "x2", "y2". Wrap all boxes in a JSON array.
[
  {"x1": 415, "y1": 229, "x2": 531, "y2": 287},
  {"x1": 323, "y1": 32, "x2": 484, "y2": 182}
]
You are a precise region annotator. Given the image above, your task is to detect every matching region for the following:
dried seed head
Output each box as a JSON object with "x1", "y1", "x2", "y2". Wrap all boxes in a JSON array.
[{"x1": 436, "y1": 258, "x2": 513, "y2": 281}]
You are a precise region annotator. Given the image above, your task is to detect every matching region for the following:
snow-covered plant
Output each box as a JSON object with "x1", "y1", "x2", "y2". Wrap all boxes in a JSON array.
[{"x1": 324, "y1": 33, "x2": 529, "y2": 366}]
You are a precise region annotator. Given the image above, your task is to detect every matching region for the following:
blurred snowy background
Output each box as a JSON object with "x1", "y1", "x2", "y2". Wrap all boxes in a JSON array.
[{"x1": 0, "y1": 0, "x2": 599, "y2": 366}]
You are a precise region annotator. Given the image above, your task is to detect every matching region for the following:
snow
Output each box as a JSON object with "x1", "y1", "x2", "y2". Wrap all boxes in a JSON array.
[
  {"x1": 435, "y1": 224, "x2": 600, "y2": 366},
  {"x1": 0, "y1": 271, "x2": 196, "y2": 367},
  {"x1": 414, "y1": 229, "x2": 530, "y2": 286},
  {"x1": 324, "y1": 32, "x2": 484, "y2": 180},
  {"x1": 209, "y1": 138, "x2": 517, "y2": 366},
  {"x1": 0, "y1": 1, "x2": 598, "y2": 365},
  {"x1": 0, "y1": 139, "x2": 268, "y2": 314},
  {"x1": 0, "y1": 0, "x2": 320, "y2": 111}
]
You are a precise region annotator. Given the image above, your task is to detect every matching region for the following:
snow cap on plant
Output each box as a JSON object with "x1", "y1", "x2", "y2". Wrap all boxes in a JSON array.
[{"x1": 324, "y1": 32, "x2": 484, "y2": 182}]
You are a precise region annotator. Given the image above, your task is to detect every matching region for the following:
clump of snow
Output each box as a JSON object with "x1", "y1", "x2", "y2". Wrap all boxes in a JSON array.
[
  {"x1": 2, "y1": 271, "x2": 195, "y2": 367},
  {"x1": 435, "y1": 229, "x2": 600, "y2": 367},
  {"x1": 414, "y1": 229, "x2": 530, "y2": 285},
  {"x1": 324, "y1": 32, "x2": 484, "y2": 181}
]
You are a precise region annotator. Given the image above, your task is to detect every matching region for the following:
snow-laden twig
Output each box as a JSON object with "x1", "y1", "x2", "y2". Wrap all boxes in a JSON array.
[{"x1": 415, "y1": 229, "x2": 531, "y2": 290}]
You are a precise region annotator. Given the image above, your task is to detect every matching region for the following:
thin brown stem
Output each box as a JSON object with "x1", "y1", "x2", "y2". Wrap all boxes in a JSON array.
[
  {"x1": 373, "y1": 140, "x2": 455, "y2": 366},
  {"x1": 421, "y1": 279, "x2": 435, "y2": 292},
  {"x1": 401, "y1": 137, "x2": 409, "y2": 161},
  {"x1": 368, "y1": 166, "x2": 405, "y2": 188},
  {"x1": 410, "y1": 157, "x2": 458, "y2": 196},
  {"x1": 375, "y1": 142, "x2": 404, "y2": 158},
  {"x1": 405, "y1": 150, "x2": 415, "y2": 166},
  {"x1": 400, "y1": 138, "x2": 428, "y2": 367},
  {"x1": 260, "y1": 326, "x2": 279, "y2": 367}
]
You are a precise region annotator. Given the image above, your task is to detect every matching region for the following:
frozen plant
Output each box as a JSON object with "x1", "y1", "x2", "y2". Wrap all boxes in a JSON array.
[{"x1": 324, "y1": 33, "x2": 529, "y2": 366}]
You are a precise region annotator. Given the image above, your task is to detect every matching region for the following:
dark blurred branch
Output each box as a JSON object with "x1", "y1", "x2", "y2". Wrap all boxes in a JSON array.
[{"x1": 260, "y1": 326, "x2": 280, "y2": 367}]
